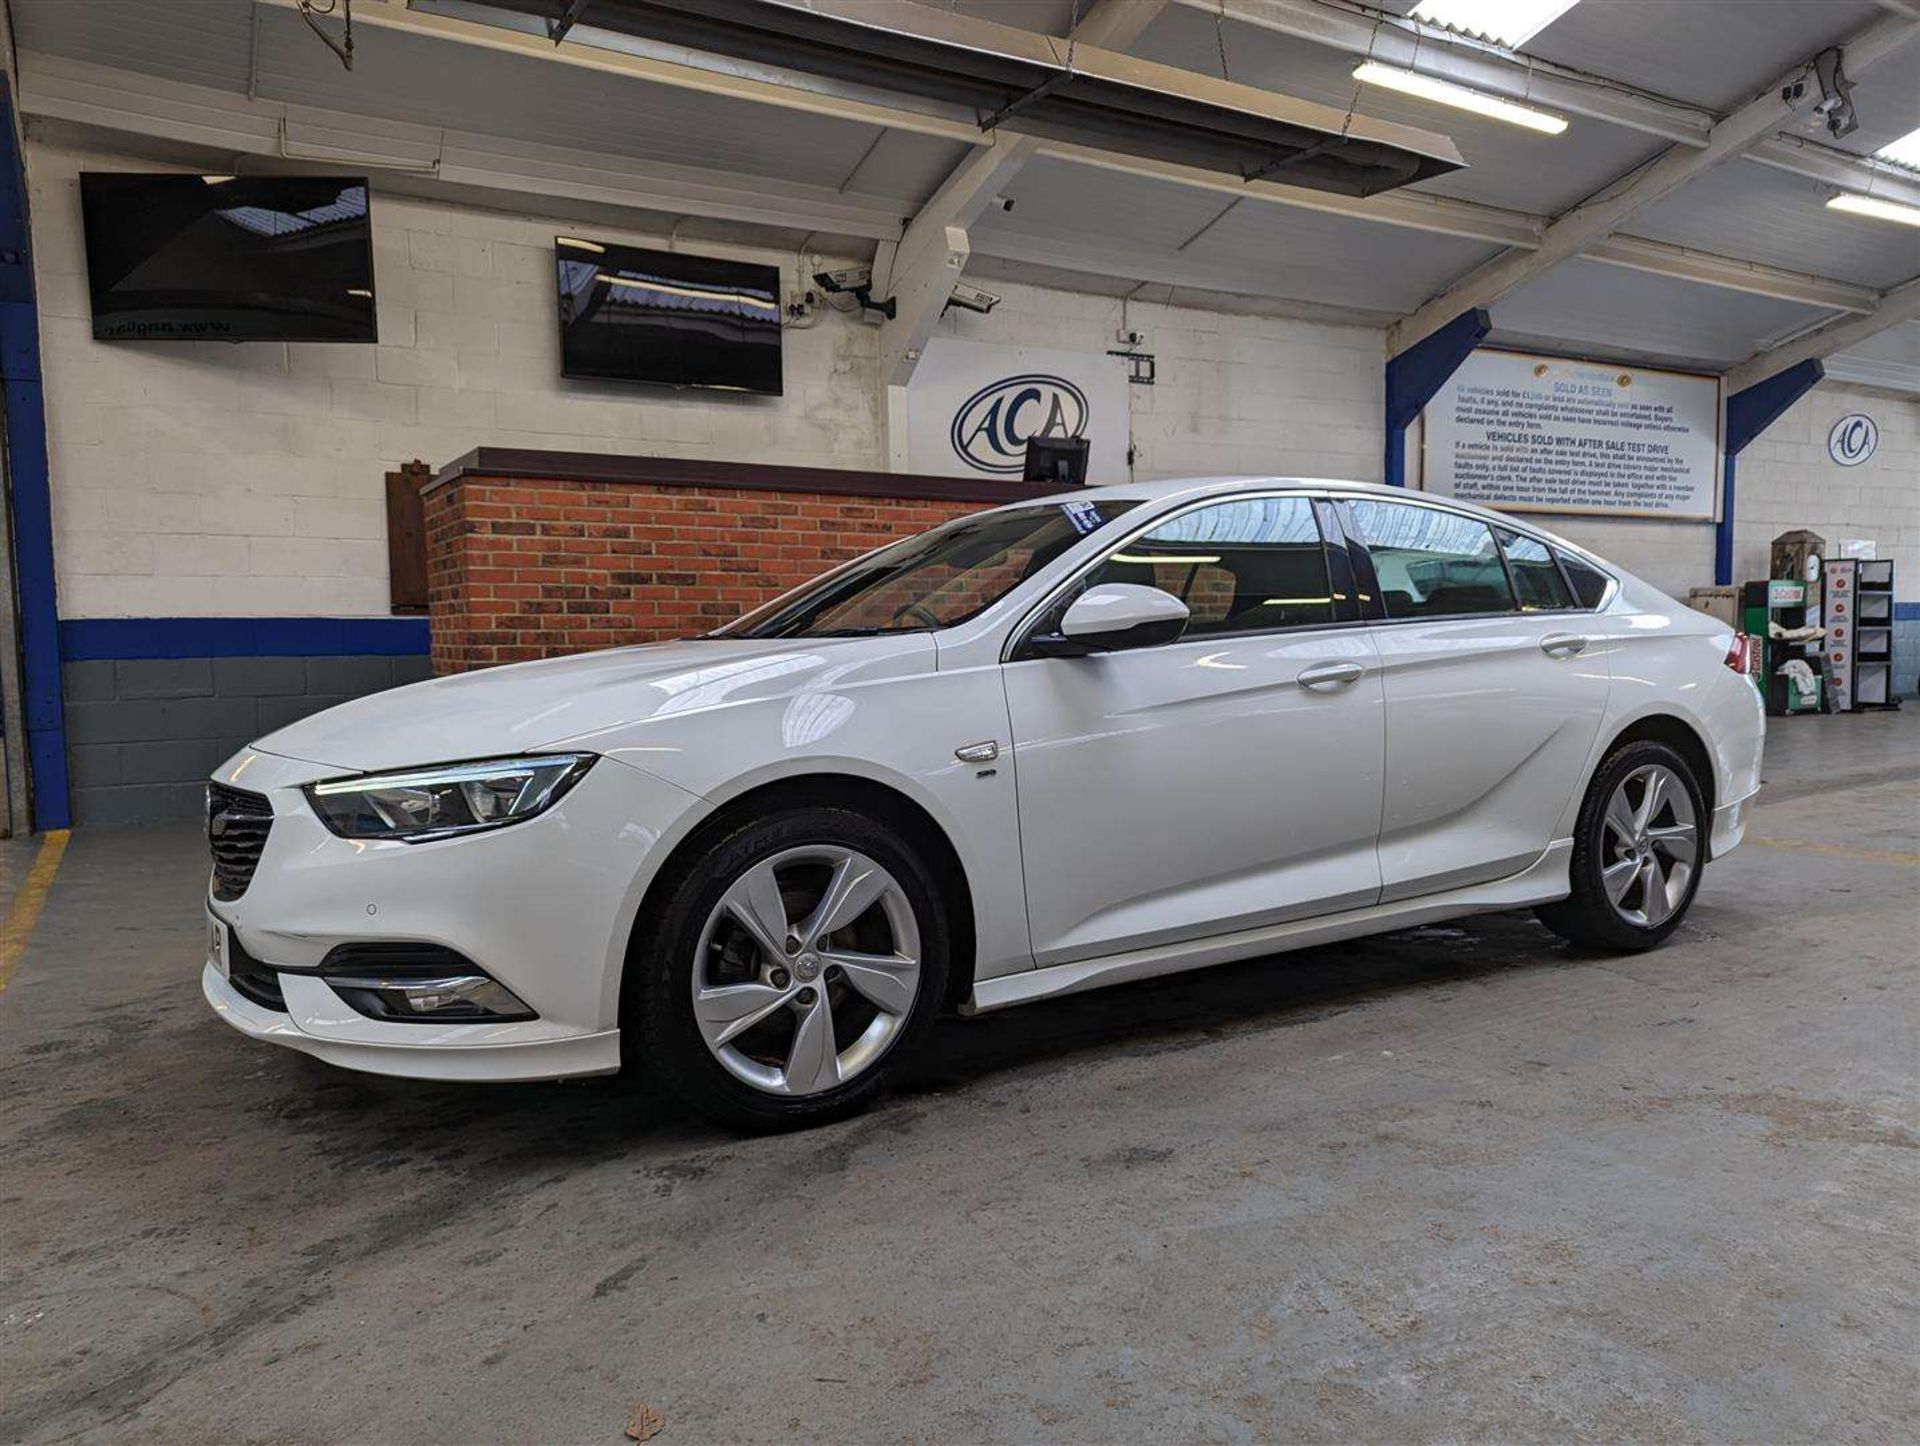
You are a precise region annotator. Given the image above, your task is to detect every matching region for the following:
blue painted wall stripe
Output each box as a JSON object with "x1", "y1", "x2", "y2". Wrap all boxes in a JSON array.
[
  {"x1": 59, "y1": 616, "x2": 430, "y2": 661},
  {"x1": 0, "y1": 76, "x2": 69, "y2": 830},
  {"x1": 1383, "y1": 309, "x2": 1492, "y2": 488}
]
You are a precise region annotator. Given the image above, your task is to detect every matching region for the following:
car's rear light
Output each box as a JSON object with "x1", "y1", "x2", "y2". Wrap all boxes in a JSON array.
[{"x1": 1724, "y1": 633, "x2": 1758, "y2": 675}]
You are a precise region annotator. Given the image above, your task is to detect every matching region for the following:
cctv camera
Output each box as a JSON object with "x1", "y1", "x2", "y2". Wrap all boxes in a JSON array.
[
  {"x1": 946, "y1": 282, "x2": 1000, "y2": 315},
  {"x1": 812, "y1": 265, "x2": 874, "y2": 294}
]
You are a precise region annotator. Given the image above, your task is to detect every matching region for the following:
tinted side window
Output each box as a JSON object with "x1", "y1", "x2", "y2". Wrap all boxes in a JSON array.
[
  {"x1": 1085, "y1": 495, "x2": 1335, "y2": 636},
  {"x1": 1498, "y1": 529, "x2": 1575, "y2": 611},
  {"x1": 1557, "y1": 551, "x2": 1613, "y2": 609},
  {"x1": 1348, "y1": 501, "x2": 1515, "y2": 619}
]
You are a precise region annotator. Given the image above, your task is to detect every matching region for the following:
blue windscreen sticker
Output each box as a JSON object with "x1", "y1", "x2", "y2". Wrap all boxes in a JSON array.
[{"x1": 1061, "y1": 498, "x2": 1102, "y2": 534}]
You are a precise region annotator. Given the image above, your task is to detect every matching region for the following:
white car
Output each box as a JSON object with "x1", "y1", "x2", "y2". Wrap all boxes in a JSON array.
[{"x1": 204, "y1": 478, "x2": 1763, "y2": 1128}]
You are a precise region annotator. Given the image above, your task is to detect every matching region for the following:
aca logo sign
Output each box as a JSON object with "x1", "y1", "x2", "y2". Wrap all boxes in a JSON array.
[
  {"x1": 949, "y1": 374, "x2": 1089, "y2": 474},
  {"x1": 1827, "y1": 413, "x2": 1878, "y2": 467}
]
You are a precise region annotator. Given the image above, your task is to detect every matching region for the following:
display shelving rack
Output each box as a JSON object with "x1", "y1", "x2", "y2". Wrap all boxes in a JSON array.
[
  {"x1": 1742, "y1": 578, "x2": 1822, "y2": 715},
  {"x1": 1854, "y1": 559, "x2": 1898, "y2": 710}
]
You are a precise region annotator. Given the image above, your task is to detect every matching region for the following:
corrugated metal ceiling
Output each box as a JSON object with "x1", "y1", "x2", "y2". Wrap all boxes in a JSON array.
[
  {"x1": 1635, "y1": 162, "x2": 1920, "y2": 293},
  {"x1": 10, "y1": 0, "x2": 255, "y2": 90},
  {"x1": 1524, "y1": 0, "x2": 1886, "y2": 113},
  {"x1": 1135, "y1": 5, "x2": 1669, "y2": 214},
  {"x1": 1493, "y1": 257, "x2": 1834, "y2": 367},
  {"x1": 983, "y1": 154, "x2": 1503, "y2": 312}
]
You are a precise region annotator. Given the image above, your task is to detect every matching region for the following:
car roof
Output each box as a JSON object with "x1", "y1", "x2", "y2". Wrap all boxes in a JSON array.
[
  {"x1": 1006, "y1": 475, "x2": 1613, "y2": 569},
  {"x1": 1025, "y1": 475, "x2": 1397, "y2": 505}
]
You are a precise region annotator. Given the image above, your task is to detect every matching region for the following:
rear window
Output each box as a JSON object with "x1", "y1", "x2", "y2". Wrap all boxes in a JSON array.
[
  {"x1": 1556, "y1": 551, "x2": 1613, "y2": 610},
  {"x1": 1349, "y1": 500, "x2": 1515, "y2": 619},
  {"x1": 1498, "y1": 529, "x2": 1575, "y2": 611}
]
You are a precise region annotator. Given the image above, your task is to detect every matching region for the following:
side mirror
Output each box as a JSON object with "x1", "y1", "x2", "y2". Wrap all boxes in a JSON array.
[{"x1": 1029, "y1": 583, "x2": 1190, "y2": 657}]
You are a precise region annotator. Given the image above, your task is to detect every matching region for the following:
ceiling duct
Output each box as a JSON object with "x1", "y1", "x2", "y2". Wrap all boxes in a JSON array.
[{"x1": 477, "y1": 0, "x2": 1466, "y2": 196}]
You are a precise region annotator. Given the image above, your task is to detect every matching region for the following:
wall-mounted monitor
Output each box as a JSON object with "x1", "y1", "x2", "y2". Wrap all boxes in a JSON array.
[
  {"x1": 555, "y1": 236, "x2": 783, "y2": 396},
  {"x1": 80, "y1": 174, "x2": 376, "y2": 342}
]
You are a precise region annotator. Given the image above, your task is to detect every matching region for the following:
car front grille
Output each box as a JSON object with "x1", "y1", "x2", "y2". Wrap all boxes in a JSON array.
[{"x1": 208, "y1": 782, "x2": 273, "y2": 902}]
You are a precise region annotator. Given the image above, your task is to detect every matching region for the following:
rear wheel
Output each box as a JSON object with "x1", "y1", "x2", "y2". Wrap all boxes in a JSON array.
[
  {"x1": 1536, "y1": 741, "x2": 1705, "y2": 952},
  {"x1": 627, "y1": 806, "x2": 948, "y2": 1131}
]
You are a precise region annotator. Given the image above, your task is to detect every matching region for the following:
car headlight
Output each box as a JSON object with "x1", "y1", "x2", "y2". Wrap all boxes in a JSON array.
[{"x1": 305, "y1": 754, "x2": 595, "y2": 842}]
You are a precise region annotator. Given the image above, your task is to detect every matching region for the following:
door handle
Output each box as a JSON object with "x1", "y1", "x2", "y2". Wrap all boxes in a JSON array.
[
  {"x1": 1539, "y1": 633, "x2": 1589, "y2": 658},
  {"x1": 1298, "y1": 660, "x2": 1365, "y2": 691}
]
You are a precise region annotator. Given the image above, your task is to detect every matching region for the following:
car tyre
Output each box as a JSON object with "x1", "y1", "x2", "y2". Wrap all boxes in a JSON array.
[
  {"x1": 626, "y1": 805, "x2": 949, "y2": 1132},
  {"x1": 1536, "y1": 740, "x2": 1707, "y2": 953}
]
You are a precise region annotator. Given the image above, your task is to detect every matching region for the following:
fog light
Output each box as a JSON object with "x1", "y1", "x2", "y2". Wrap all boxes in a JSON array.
[{"x1": 324, "y1": 972, "x2": 536, "y2": 1023}]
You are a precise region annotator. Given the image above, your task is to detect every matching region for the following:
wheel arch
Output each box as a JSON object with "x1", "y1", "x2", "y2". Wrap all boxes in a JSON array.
[
  {"x1": 620, "y1": 771, "x2": 980, "y2": 1018},
  {"x1": 1589, "y1": 711, "x2": 1719, "y2": 851}
]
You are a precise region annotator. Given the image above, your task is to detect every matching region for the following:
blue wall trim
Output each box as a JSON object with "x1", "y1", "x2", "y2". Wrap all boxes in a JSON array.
[
  {"x1": 1896, "y1": 603, "x2": 1920, "y2": 621},
  {"x1": 60, "y1": 616, "x2": 431, "y2": 662},
  {"x1": 0, "y1": 76, "x2": 69, "y2": 830},
  {"x1": 1384, "y1": 309, "x2": 1492, "y2": 488}
]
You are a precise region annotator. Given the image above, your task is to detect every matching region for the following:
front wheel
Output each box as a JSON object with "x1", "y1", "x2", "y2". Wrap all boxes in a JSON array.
[
  {"x1": 627, "y1": 806, "x2": 949, "y2": 1131},
  {"x1": 1536, "y1": 741, "x2": 1706, "y2": 952}
]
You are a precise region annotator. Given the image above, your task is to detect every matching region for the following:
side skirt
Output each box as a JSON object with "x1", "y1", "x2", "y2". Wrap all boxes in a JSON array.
[{"x1": 963, "y1": 840, "x2": 1572, "y2": 1015}]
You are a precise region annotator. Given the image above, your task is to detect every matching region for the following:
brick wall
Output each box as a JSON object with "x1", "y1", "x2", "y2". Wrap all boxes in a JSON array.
[{"x1": 425, "y1": 476, "x2": 983, "y2": 673}]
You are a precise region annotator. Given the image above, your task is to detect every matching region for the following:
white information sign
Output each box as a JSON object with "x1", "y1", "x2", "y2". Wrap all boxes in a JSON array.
[
  {"x1": 1423, "y1": 351, "x2": 1721, "y2": 519},
  {"x1": 905, "y1": 337, "x2": 1130, "y2": 484}
]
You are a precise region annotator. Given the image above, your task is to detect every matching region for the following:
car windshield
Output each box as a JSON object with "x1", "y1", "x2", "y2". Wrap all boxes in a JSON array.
[{"x1": 716, "y1": 498, "x2": 1140, "y2": 639}]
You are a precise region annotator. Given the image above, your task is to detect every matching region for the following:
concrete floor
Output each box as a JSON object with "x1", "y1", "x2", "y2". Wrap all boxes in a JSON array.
[{"x1": 2, "y1": 712, "x2": 1916, "y2": 1444}]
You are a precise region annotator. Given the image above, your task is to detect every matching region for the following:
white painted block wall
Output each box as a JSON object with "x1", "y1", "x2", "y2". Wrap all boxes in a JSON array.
[{"x1": 1730, "y1": 381, "x2": 1919, "y2": 590}]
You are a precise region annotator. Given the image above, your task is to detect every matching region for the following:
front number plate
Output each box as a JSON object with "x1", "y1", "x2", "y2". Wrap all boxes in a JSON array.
[{"x1": 208, "y1": 916, "x2": 230, "y2": 979}]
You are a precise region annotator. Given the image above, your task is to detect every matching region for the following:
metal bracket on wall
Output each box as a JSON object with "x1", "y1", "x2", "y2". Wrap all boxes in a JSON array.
[
  {"x1": 547, "y1": 0, "x2": 590, "y2": 44},
  {"x1": 1107, "y1": 349, "x2": 1156, "y2": 385}
]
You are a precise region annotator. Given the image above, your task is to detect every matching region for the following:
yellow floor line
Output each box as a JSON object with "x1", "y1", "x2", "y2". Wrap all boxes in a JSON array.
[
  {"x1": 1746, "y1": 835, "x2": 1920, "y2": 867},
  {"x1": 0, "y1": 829, "x2": 70, "y2": 996}
]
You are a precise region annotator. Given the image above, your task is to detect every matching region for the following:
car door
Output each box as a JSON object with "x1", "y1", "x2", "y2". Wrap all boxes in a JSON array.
[
  {"x1": 1341, "y1": 497, "x2": 1611, "y2": 903},
  {"x1": 1002, "y1": 493, "x2": 1386, "y2": 968}
]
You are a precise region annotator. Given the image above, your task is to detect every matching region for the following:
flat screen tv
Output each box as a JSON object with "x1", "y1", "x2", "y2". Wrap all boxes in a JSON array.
[
  {"x1": 555, "y1": 236, "x2": 782, "y2": 396},
  {"x1": 80, "y1": 173, "x2": 376, "y2": 342}
]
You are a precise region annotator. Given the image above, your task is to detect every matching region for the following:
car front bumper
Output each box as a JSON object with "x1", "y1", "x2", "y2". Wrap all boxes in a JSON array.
[
  {"x1": 201, "y1": 962, "x2": 623, "y2": 1081},
  {"x1": 201, "y1": 745, "x2": 704, "y2": 1082}
]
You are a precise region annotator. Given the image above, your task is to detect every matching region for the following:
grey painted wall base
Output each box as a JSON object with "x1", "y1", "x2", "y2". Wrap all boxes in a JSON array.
[{"x1": 63, "y1": 653, "x2": 433, "y2": 824}]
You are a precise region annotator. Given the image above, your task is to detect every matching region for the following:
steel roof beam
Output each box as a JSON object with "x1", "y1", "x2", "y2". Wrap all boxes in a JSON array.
[
  {"x1": 1726, "y1": 276, "x2": 1920, "y2": 391},
  {"x1": 1745, "y1": 134, "x2": 1920, "y2": 210},
  {"x1": 877, "y1": 0, "x2": 1169, "y2": 391}
]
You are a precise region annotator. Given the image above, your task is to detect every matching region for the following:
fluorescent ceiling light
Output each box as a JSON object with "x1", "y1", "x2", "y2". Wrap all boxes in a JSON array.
[
  {"x1": 1352, "y1": 62, "x2": 1568, "y2": 134},
  {"x1": 1875, "y1": 126, "x2": 1920, "y2": 171},
  {"x1": 1409, "y1": 0, "x2": 1582, "y2": 49},
  {"x1": 1827, "y1": 192, "x2": 1920, "y2": 228}
]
